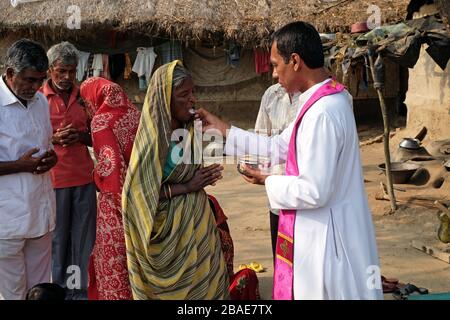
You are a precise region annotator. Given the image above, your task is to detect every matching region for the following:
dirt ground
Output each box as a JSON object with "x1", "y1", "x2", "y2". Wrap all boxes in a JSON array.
[{"x1": 205, "y1": 123, "x2": 450, "y2": 300}]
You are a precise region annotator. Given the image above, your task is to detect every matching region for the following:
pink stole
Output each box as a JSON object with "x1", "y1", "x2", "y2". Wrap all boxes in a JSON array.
[{"x1": 273, "y1": 79, "x2": 345, "y2": 300}]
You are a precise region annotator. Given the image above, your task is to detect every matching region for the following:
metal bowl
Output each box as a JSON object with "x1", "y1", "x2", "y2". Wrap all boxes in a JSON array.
[
  {"x1": 237, "y1": 155, "x2": 270, "y2": 175},
  {"x1": 443, "y1": 160, "x2": 450, "y2": 172},
  {"x1": 409, "y1": 156, "x2": 435, "y2": 162},
  {"x1": 378, "y1": 162, "x2": 421, "y2": 184},
  {"x1": 399, "y1": 138, "x2": 421, "y2": 150}
]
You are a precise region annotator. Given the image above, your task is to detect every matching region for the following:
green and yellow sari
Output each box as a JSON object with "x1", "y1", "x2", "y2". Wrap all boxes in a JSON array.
[{"x1": 121, "y1": 60, "x2": 229, "y2": 300}]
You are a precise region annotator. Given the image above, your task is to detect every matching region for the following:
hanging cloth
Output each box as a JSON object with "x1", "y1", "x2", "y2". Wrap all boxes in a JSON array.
[
  {"x1": 76, "y1": 50, "x2": 90, "y2": 82},
  {"x1": 228, "y1": 43, "x2": 240, "y2": 69},
  {"x1": 158, "y1": 40, "x2": 183, "y2": 65},
  {"x1": 124, "y1": 53, "x2": 133, "y2": 80},
  {"x1": 101, "y1": 54, "x2": 111, "y2": 80},
  {"x1": 132, "y1": 47, "x2": 157, "y2": 84},
  {"x1": 92, "y1": 54, "x2": 104, "y2": 77},
  {"x1": 109, "y1": 54, "x2": 126, "y2": 81},
  {"x1": 253, "y1": 48, "x2": 271, "y2": 74}
]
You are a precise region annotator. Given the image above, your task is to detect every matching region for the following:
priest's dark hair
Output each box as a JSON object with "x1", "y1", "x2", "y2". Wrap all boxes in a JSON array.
[{"x1": 271, "y1": 21, "x2": 324, "y2": 69}]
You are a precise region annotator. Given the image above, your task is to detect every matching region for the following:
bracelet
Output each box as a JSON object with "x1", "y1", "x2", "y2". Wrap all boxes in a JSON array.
[
  {"x1": 163, "y1": 185, "x2": 169, "y2": 199},
  {"x1": 167, "y1": 185, "x2": 172, "y2": 199}
]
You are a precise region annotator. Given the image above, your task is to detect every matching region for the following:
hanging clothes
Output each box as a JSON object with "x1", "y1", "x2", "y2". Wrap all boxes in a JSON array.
[
  {"x1": 158, "y1": 40, "x2": 183, "y2": 65},
  {"x1": 138, "y1": 76, "x2": 147, "y2": 91},
  {"x1": 109, "y1": 30, "x2": 117, "y2": 48},
  {"x1": 76, "y1": 51, "x2": 90, "y2": 82},
  {"x1": 86, "y1": 54, "x2": 95, "y2": 78},
  {"x1": 228, "y1": 43, "x2": 240, "y2": 69},
  {"x1": 101, "y1": 54, "x2": 111, "y2": 80},
  {"x1": 92, "y1": 54, "x2": 104, "y2": 77},
  {"x1": 124, "y1": 53, "x2": 132, "y2": 80},
  {"x1": 253, "y1": 48, "x2": 270, "y2": 74},
  {"x1": 132, "y1": 47, "x2": 157, "y2": 85},
  {"x1": 109, "y1": 54, "x2": 126, "y2": 81}
]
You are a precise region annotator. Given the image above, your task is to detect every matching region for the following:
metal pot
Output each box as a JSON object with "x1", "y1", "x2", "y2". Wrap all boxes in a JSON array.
[
  {"x1": 399, "y1": 138, "x2": 421, "y2": 150},
  {"x1": 378, "y1": 162, "x2": 421, "y2": 184},
  {"x1": 443, "y1": 160, "x2": 450, "y2": 172},
  {"x1": 237, "y1": 155, "x2": 271, "y2": 175}
]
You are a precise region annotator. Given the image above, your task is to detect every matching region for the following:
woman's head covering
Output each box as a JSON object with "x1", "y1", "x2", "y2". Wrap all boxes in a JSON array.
[
  {"x1": 80, "y1": 76, "x2": 140, "y2": 193},
  {"x1": 122, "y1": 61, "x2": 180, "y2": 214},
  {"x1": 80, "y1": 76, "x2": 135, "y2": 118}
]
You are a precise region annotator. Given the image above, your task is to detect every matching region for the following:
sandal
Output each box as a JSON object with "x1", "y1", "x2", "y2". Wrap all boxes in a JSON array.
[
  {"x1": 238, "y1": 262, "x2": 265, "y2": 273},
  {"x1": 381, "y1": 275, "x2": 399, "y2": 293},
  {"x1": 392, "y1": 283, "x2": 429, "y2": 300}
]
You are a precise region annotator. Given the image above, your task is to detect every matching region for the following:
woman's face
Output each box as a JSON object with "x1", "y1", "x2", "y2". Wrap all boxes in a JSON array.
[{"x1": 171, "y1": 77, "x2": 197, "y2": 126}]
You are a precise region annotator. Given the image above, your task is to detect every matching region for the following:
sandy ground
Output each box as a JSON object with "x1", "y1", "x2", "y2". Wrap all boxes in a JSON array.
[{"x1": 205, "y1": 124, "x2": 450, "y2": 300}]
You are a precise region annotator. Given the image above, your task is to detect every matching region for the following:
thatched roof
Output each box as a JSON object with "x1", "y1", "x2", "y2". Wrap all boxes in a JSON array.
[
  {"x1": 435, "y1": 0, "x2": 450, "y2": 26},
  {"x1": 0, "y1": 0, "x2": 436, "y2": 45}
]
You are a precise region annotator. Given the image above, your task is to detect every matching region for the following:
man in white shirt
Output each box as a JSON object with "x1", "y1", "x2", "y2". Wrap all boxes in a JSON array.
[
  {"x1": 254, "y1": 84, "x2": 300, "y2": 261},
  {"x1": 0, "y1": 39, "x2": 57, "y2": 300},
  {"x1": 197, "y1": 22, "x2": 382, "y2": 300}
]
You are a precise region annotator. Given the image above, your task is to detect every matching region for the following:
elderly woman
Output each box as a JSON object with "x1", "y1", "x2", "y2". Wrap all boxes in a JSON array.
[
  {"x1": 79, "y1": 77, "x2": 141, "y2": 300},
  {"x1": 122, "y1": 61, "x2": 230, "y2": 300}
]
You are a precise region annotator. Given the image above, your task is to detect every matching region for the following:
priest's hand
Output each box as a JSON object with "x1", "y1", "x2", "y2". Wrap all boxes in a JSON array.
[
  {"x1": 240, "y1": 164, "x2": 271, "y2": 185},
  {"x1": 195, "y1": 108, "x2": 231, "y2": 137}
]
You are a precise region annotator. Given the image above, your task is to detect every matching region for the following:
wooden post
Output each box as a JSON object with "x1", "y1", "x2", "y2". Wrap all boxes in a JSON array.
[{"x1": 368, "y1": 50, "x2": 397, "y2": 212}]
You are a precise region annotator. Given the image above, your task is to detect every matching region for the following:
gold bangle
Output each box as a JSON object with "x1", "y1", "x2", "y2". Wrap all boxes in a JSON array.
[
  {"x1": 163, "y1": 185, "x2": 169, "y2": 199},
  {"x1": 168, "y1": 185, "x2": 172, "y2": 199}
]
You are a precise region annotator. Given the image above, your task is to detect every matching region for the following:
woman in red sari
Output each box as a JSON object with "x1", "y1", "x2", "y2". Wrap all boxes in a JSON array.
[{"x1": 79, "y1": 77, "x2": 141, "y2": 300}]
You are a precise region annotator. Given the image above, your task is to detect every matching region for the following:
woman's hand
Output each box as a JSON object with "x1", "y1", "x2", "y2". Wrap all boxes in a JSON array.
[
  {"x1": 159, "y1": 164, "x2": 224, "y2": 200},
  {"x1": 186, "y1": 164, "x2": 224, "y2": 193}
]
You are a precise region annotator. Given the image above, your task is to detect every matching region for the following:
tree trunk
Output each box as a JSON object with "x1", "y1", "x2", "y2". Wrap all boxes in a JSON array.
[{"x1": 368, "y1": 53, "x2": 397, "y2": 212}]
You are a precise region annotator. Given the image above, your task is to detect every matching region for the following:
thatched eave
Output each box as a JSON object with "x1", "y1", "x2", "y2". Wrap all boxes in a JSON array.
[{"x1": 0, "y1": 0, "x2": 421, "y2": 45}]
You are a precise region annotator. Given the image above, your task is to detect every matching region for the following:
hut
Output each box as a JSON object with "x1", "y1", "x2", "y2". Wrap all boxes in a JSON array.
[
  {"x1": 403, "y1": 0, "x2": 450, "y2": 141},
  {"x1": 0, "y1": 0, "x2": 444, "y2": 129}
]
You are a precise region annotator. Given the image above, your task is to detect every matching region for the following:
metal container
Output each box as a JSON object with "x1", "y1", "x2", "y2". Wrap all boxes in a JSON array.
[
  {"x1": 399, "y1": 138, "x2": 421, "y2": 150},
  {"x1": 237, "y1": 155, "x2": 270, "y2": 175},
  {"x1": 409, "y1": 156, "x2": 435, "y2": 162},
  {"x1": 378, "y1": 162, "x2": 421, "y2": 184},
  {"x1": 443, "y1": 160, "x2": 450, "y2": 172}
]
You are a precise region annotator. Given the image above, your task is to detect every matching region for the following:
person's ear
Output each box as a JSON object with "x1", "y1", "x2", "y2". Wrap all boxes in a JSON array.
[
  {"x1": 291, "y1": 53, "x2": 302, "y2": 72},
  {"x1": 5, "y1": 67, "x2": 15, "y2": 81}
]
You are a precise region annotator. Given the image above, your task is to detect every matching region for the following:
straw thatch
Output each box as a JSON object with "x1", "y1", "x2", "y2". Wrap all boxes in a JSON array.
[
  {"x1": 435, "y1": 0, "x2": 450, "y2": 26},
  {"x1": 0, "y1": 0, "x2": 439, "y2": 45}
]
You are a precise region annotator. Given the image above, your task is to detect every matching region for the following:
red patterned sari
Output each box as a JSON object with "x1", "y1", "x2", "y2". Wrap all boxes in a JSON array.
[{"x1": 80, "y1": 77, "x2": 141, "y2": 300}]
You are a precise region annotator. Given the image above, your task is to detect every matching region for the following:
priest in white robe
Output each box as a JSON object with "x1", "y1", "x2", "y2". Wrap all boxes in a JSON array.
[{"x1": 196, "y1": 21, "x2": 383, "y2": 300}]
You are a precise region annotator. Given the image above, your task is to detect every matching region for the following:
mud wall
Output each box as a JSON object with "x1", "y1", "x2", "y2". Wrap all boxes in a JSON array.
[{"x1": 405, "y1": 45, "x2": 450, "y2": 141}]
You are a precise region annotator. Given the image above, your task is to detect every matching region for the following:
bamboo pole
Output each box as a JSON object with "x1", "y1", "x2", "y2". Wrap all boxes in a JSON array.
[{"x1": 368, "y1": 49, "x2": 397, "y2": 212}]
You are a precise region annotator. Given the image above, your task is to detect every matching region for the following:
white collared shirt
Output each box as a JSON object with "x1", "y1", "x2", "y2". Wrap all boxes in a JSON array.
[
  {"x1": 254, "y1": 83, "x2": 301, "y2": 213},
  {"x1": 254, "y1": 83, "x2": 301, "y2": 138},
  {"x1": 0, "y1": 75, "x2": 55, "y2": 239}
]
